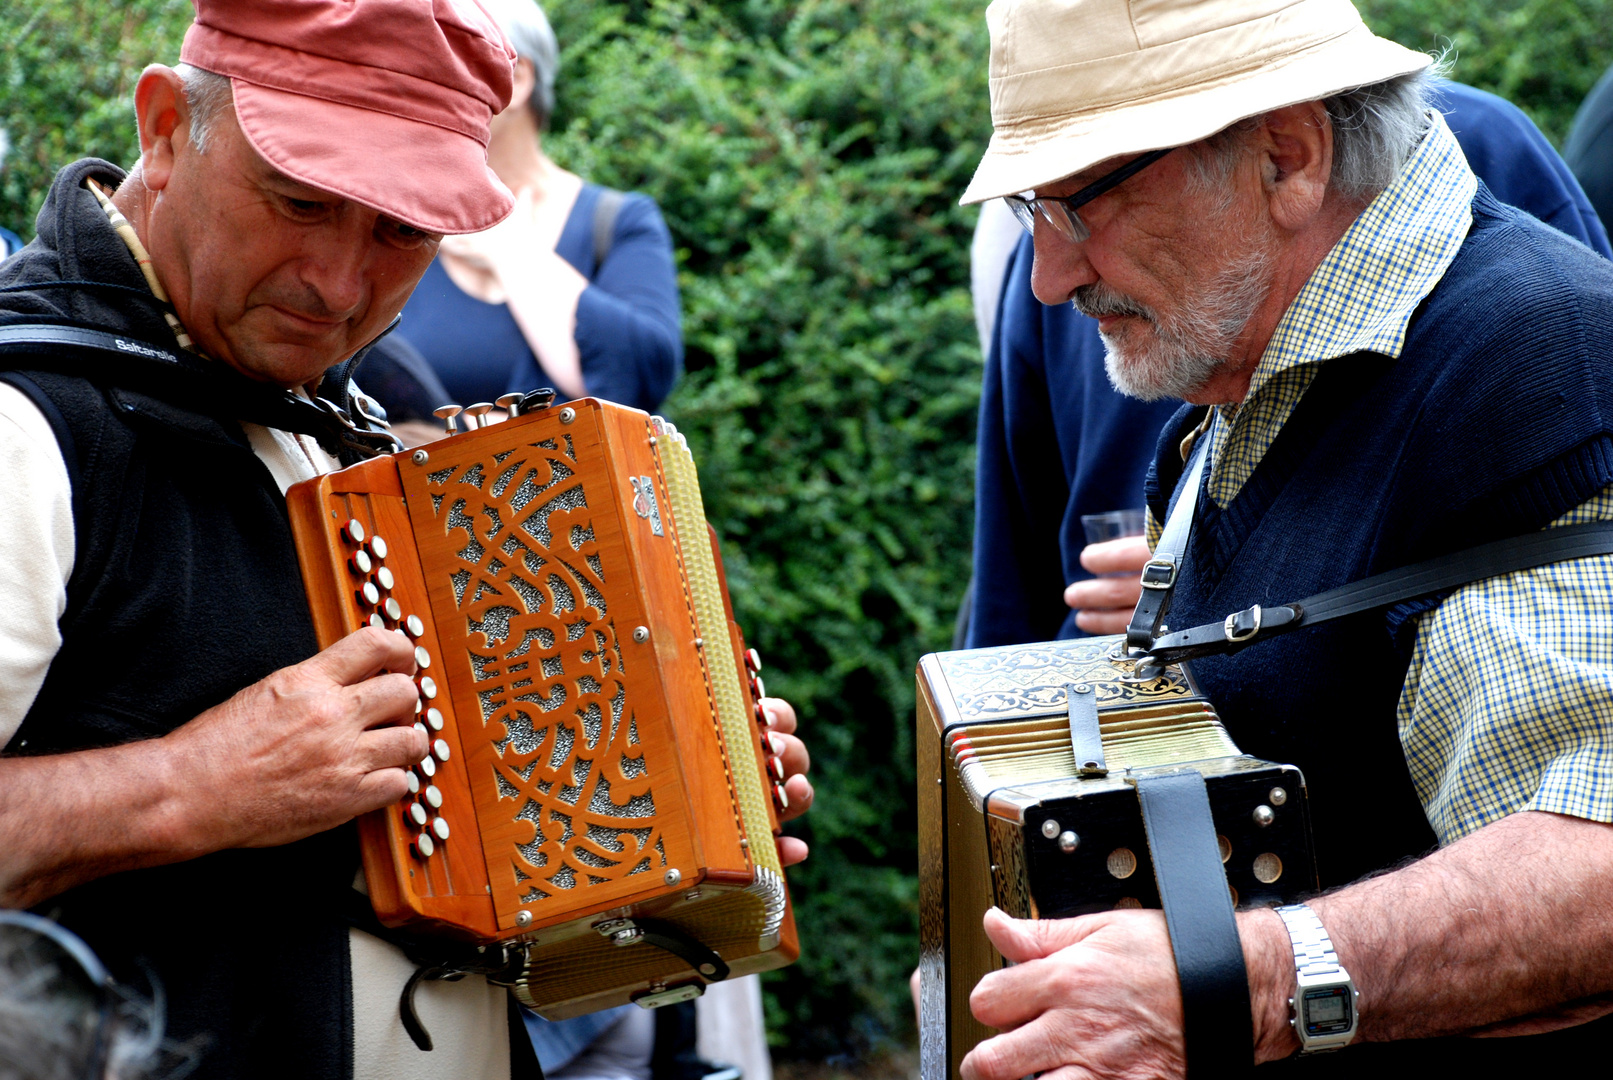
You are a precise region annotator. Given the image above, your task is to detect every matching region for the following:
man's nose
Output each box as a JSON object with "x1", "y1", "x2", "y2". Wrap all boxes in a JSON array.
[
  {"x1": 296, "y1": 218, "x2": 371, "y2": 317},
  {"x1": 1028, "y1": 223, "x2": 1097, "y2": 306}
]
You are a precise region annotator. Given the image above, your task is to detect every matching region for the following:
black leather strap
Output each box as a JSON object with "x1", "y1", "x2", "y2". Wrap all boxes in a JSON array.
[
  {"x1": 1140, "y1": 521, "x2": 1613, "y2": 666},
  {"x1": 1126, "y1": 439, "x2": 1209, "y2": 651},
  {"x1": 0, "y1": 321, "x2": 399, "y2": 461},
  {"x1": 1133, "y1": 771, "x2": 1252, "y2": 1077},
  {"x1": 1065, "y1": 682, "x2": 1106, "y2": 777}
]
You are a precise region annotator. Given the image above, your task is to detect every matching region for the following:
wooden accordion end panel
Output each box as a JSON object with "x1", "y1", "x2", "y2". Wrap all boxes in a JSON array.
[
  {"x1": 288, "y1": 399, "x2": 796, "y2": 1017},
  {"x1": 915, "y1": 636, "x2": 1317, "y2": 1080}
]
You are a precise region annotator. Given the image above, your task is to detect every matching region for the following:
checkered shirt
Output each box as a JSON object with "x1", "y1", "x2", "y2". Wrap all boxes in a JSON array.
[{"x1": 1191, "y1": 113, "x2": 1613, "y2": 844}]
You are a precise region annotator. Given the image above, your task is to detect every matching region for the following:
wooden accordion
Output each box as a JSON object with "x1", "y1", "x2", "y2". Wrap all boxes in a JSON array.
[
  {"x1": 916, "y1": 636, "x2": 1317, "y2": 1079},
  {"x1": 287, "y1": 397, "x2": 797, "y2": 1019}
]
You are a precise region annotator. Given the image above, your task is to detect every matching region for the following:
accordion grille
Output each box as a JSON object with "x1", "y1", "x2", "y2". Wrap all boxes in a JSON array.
[{"x1": 657, "y1": 425, "x2": 784, "y2": 886}]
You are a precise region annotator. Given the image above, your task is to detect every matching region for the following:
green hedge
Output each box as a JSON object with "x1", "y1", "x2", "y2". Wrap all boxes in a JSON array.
[{"x1": 2, "y1": 0, "x2": 1611, "y2": 1060}]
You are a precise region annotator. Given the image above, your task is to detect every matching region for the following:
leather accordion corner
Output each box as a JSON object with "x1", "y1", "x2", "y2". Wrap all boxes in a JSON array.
[{"x1": 287, "y1": 398, "x2": 796, "y2": 1018}]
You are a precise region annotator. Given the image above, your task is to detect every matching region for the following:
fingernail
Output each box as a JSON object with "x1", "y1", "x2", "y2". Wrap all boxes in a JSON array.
[{"x1": 763, "y1": 707, "x2": 778, "y2": 727}]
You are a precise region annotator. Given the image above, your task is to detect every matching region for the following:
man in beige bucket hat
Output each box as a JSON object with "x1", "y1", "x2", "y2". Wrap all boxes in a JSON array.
[{"x1": 947, "y1": 0, "x2": 1613, "y2": 1077}]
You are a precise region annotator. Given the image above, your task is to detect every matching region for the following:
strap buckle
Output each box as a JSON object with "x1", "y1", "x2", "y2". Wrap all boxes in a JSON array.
[
  {"x1": 1223, "y1": 604, "x2": 1263, "y2": 643},
  {"x1": 1139, "y1": 555, "x2": 1178, "y2": 590}
]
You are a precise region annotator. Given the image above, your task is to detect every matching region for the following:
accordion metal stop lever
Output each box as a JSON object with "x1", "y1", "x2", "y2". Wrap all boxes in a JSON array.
[
  {"x1": 916, "y1": 637, "x2": 1318, "y2": 1079},
  {"x1": 288, "y1": 397, "x2": 797, "y2": 1018}
]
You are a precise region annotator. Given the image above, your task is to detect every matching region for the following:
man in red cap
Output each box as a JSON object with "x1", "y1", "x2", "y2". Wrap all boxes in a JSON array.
[{"x1": 0, "y1": 2, "x2": 814, "y2": 1077}]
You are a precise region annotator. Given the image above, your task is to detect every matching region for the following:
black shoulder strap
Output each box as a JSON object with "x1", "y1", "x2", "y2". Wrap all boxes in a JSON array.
[
  {"x1": 1139, "y1": 520, "x2": 1613, "y2": 667},
  {"x1": 592, "y1": 188, "x2": 627, "y2": 271},
  {"x1": 0, "y1": 322, "x2": 398, "y2": 463}
]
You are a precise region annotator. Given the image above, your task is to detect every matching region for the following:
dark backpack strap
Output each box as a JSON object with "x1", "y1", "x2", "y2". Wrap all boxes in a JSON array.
[
  {"x1": 592, "y1": 189, "x2": 627, "y2": 272},
  {"x1": 1141, "y1": 520, "x2": 1613, "y2": 666}
]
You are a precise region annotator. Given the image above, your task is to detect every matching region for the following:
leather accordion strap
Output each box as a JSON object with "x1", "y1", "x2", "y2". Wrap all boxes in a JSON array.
[
  {"x1": 1126, "y1": 437, "x2": 1209, "y2": 651},
  {"x1": 1133, "y1": 771, "x2": 1252, "y2": 1077},
  {"x1": 1065, "y1": 682, "x2": 1106, "y2": 777},
  {"x1": 0, "y1": 321, "x2": 399, "y2": 461},
  {"x1": 1141, "y1": 520, "x2": 1613, "y2": 666}
]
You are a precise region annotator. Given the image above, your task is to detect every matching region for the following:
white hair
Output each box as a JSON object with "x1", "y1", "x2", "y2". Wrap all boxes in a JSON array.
[
  {"x1": 172, "y1": 63, "x2": 233, "y2": 154},
  {"x1": 1185, "y1": 62, "x2": 1448, "y2": 204},
  {"x1": 476, "y1": 0, "x2": 560, "y2": 126}
]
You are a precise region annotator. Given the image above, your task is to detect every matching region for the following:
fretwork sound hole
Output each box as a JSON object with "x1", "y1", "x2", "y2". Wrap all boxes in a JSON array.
[{"x1": 427, "y1": 445, "x2": 663, "y2": 903}]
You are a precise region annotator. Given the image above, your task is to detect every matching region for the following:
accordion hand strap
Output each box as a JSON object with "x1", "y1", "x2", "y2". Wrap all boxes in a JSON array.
[
  {"x1": 1132, "y1": 771, "x2": 1253, "y2": 1077},
  {"x1": 1126, "y1": 436, "x2": 1208, "y2": 651}
]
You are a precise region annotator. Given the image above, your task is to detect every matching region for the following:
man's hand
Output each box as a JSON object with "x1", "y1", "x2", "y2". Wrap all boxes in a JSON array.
[
  {"x1": 758, "y1": 695, "x2": 813, "y2": 867},
  {"x1": 167, "y1": 627, "x2": 428, "y2": 851},
  {"x1": 962, "y1": 907, "x2": 1187, "y2": 1080},
  {"x1": 0, "y1": 627, "x2": 427, "y2": 907},
  {"x1": 1064, "y1": 535, "x2": 1151, "y2": 635}
]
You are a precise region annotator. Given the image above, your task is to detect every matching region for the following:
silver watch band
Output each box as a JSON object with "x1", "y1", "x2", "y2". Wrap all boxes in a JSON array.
[{"x1": 1275, "y1": 904, "x2": 1344, "y2": 979}]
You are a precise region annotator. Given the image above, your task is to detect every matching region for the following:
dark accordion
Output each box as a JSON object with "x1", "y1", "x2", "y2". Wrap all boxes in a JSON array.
[
  {"x1": 916, "y1": 636, "x2": 1317, "y2": 1078},
  {"x1": 287, "y1": 398, "x2": 796, "y2": 1018}
]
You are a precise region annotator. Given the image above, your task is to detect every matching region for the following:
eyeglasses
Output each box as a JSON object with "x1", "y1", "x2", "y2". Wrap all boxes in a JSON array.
[{"x1": 1004, "y1": 147, "x2": 1176, "y2": 243}]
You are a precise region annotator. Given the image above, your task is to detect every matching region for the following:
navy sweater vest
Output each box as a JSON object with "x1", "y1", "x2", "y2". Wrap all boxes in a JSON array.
[{"x1": 1145, "y1": 188, "x2": 1613, "y2": 1073}]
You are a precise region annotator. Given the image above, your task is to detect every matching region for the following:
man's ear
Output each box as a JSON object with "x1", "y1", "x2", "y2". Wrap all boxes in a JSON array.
[
  {"x1": 1259, "y1": 100, "x2": 1333, "y2": 231},
  {"x1": 132, "y1": 65, "x2": 189, "y2": 192}
]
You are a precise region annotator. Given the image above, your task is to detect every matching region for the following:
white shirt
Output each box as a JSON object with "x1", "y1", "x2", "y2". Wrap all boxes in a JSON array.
[{"x1": 0, "y1": 384, "x2": 507, "y2": 1079}]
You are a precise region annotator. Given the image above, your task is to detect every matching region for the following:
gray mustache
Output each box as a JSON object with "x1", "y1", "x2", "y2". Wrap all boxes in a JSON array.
[{"x1": 1073, "y1": 283, "x2": 1152, "y2": 320}]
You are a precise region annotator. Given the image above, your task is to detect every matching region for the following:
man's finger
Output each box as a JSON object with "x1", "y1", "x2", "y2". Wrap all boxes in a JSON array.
[
  {"x1": 355, "y1": 723, "x2": 430, "y2": 774},
  {"x1": 1078, "y1": 534, "x2": 1151, "y2": 576},
  {"x1": 1073, "y1": 608, "x2": 1134, "y2": 635},
  {"x1": 777, "y1": 835, "x2": 809, "y2": 867},
  {"x1": 962, "y1": 1016, "x2": 1089, "y2": 1080},
  {"x1": 778, "y1": 773, "x2": 814, "y2": 822},
  {"x1": 306, "y1": 626, "x2": 418, "y2": 686},
  {"x1": 1063, "y1": 575, "x2": 1144, "y2": 612},
  {"x1": 342, "y1": 671, "x2": 423, "y2": 731},
  {"x1": 760, "y1": 696, "x2": 797, "y2": 735},
  {"x1": 766, "y1": 731, "x2": 810, "y2": 780},
  {"x1": 982, "y1": 907, "x2": 1098, "y2": 962}
]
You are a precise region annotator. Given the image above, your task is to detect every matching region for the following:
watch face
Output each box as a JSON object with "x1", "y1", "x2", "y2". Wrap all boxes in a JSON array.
[{"x1": 1301, "y1": 986, "x2": 1353, "y2": 1036}]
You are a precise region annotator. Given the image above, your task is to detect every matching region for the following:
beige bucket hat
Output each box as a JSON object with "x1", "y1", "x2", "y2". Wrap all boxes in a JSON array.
[{"x1": 961, "y1": 0, "x2": 1431, "y2": 205}]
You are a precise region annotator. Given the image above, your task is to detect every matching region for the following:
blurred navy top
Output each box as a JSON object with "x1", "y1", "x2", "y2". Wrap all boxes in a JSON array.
[
  {"x1": 966, "y1": 81, "x2": 1613, "y2": 649},
  {"x1": 397, "y1": 184, "x2": 684, "y2": 414},
  {"x1": 1566, "y1": 63, "x2": 1613, "y2": 230}
]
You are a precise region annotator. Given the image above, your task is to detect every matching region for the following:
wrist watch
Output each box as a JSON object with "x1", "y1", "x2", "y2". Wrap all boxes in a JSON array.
[{"x1": 1274, "y1": 904, "x2": 1359, "y2": 1054}]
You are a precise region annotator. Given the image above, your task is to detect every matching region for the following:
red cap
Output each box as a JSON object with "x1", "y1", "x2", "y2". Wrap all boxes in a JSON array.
[{"x1": 180, "y1": 0, "x2": 516, "y2": 235}]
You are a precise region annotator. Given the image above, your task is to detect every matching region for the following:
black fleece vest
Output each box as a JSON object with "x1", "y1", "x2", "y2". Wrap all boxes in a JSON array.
[
  {"x1": 1145, "y1": 189, "x2": 1613, "y2": 1074},
  {"x1": 1, "y1": 158, "x2": 358, "y2": 1080}
]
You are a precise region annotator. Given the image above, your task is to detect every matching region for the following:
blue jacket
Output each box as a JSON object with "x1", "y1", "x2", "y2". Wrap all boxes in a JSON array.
[{"x1": 967, "y1": 82, "x2": 1613, "y2": 648}]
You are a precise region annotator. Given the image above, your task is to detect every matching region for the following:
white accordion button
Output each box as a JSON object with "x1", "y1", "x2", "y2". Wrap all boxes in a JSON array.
[
  {"x1": 413, "y1": 832, "x2": 435, "y2": 859},
  {"x1": 405, "y1": 615, "x2": 425, "y2": 638},
  {"x1": 348, "y1": 549, "x2": 372, "y2": 576},
  {"x1": 414, "y1": 646, "x2": 431, "y2": 669},
  {"x1": 368, "y1": 536, "x2": 388, "y2": 560},
  {"x1": 375, "y1": 566, "x2": 395, "y2": 591},
  {"x1": 432, "y1": 738, "x2": 451, "y2": 762},
  {"x1": 425, "y1": 708, "x2": 444, "y2": 732},
  {"x1": 357, "y1": 582, "x2": 380, "y2": 608},
  {"x1": 424, "y1": 785, "x2": 443, "y2": 809},
  {"x1": 405, "y1": 771, "x2": 420, "y2": 795},
  {"x1": 369, "y1": 612, "x2": 386, "y2": 631},
  {"x1": 383, "y1": 597, "x2": 403, "y2": 621},
  {"x1": 419, "y1": 756, "x2": 437, "y2": 778},
  {"x1": 418, "y1": 676, "x2": 437, "y2": 700},
  {"x1": 407, "y1": 802, "x2": 428, "y2": 827},
  {"x1": 342, "y1": 518, "x2": 366, "y2": 545},
  {"x1": 431, "y1": 817, "x2": 450, "y2": 841}
]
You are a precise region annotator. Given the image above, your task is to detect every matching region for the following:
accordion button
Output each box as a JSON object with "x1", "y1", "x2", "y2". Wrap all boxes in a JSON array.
[
  {"x1": 432, "y1": 817, "x2": 450, "y2": 841},
  {"x1": 432, "y1": 738, "x2": 451, "y2": 762},
  {"x1": 419, "y1": 756, "x2": 437, "y2": 778},
  {"x1": 369, "y1": 613, "x2": 386, "y2": 631},
  {"x1": 405, "y1": 771, "x2": 420, "y2": 795},
  {"x1": 405, "y1": 615, "x2": 426, "y2": 639},
  {"x1": 384, "y1": 598, "x2": 404, "y2": 622},
  {"x1": 425, "y1": 708, "x2": 444, "y2": 732},
  {"x1": 357, "y1": 582, "x2": 380, "y2": 609},
  {"x1": 375, "y1": 566, "x2": 395, "y2": 591},
  {"x1": 413, "y1": 832, "x2": 435, "y2": 859},
  {"x1": 773, "y1": 783, "x2": 789, "y2": 810},
  {"x1": 414, "y1": 646, "x2": 431, "y2": 670},
  {"x1": 413, "y1": 722, "x2": 427, "y2": 738},
  {"x1": 745, "y1": 648, "x2": 762, "y2": 674},
  {"x1": 407, "y1": 802, "x2": 428, "y2": 827},
  {"x1": 751, "y1": 675, "x2": 767, "y2": 702},
  {"x1": 348, "y1": 549, "x2": 373, "y2": 576},
  {"x1": 368, "y1": 536, "x2": 389, "y2": 560},
  {"x1": 769, "y1": 756, "x2": 786, "y2": 781},
  {"x1": 418, "y1": 676, "x2": 437, "y2": 700},
  {"x1": 341, "y1": 519, "x2": 366, "y2": 545},
  {"x1": 424, "y1": 785, "x2": 443, "y2": 809}
]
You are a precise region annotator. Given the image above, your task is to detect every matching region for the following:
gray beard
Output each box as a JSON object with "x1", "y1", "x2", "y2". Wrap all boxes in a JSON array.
[{"x1": 1075, "y1": 245, "x2": 1273, "y2": 402}]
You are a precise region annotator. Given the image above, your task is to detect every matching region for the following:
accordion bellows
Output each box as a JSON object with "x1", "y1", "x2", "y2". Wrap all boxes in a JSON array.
[{"x1": 288, "y1": 399, "x2": 796, "y2": 1017}]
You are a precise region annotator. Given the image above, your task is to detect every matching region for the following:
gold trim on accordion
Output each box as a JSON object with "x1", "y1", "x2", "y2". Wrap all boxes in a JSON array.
[
  {"x1": 916, "y1": 637, "x2": 1316, "y2": 1079},
  {"x1": 288, "y1": 398, "x2": 797, "y2": 1018}
]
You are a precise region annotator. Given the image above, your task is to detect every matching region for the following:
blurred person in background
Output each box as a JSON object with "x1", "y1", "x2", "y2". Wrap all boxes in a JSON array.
[
  {"x1": 1, "y1": 129, "x2": 24, "y2": 258},
  {"x1": 1566, "y1": 62, "x2": 1613, "y2": 229},
  {"x1": 383, "y1": 0, "x2": 683, "y2": 446},
  {"x1": 963, "y1": 80, "x2": 1612, "y2": 651}
]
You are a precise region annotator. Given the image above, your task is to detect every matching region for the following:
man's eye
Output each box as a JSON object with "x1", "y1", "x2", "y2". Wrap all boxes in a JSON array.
[
  {"x1": 282, "y1": 197, "x2": 327, "y2": 218},
  {"x1": 381, "y1": 218, "x2": 439, "y2": 248}
]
